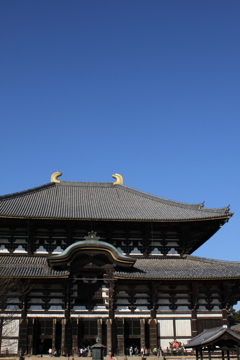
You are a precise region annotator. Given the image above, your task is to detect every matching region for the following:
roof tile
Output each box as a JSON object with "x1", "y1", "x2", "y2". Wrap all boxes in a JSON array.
[{"x1": 0, "y1": 181, "x2": 232, "y2": 221}]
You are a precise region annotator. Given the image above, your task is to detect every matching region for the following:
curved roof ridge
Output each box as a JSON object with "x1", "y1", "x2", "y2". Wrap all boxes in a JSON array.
[{"x1": 0, "y1": 182, "x2": 55, "y2": 200}]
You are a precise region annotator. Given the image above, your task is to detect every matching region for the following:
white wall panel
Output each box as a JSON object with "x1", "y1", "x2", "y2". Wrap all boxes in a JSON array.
[
  {"x1": 1, "y1": 339, "x2": 18, "y2": 354},
  {"x1": 158, "y1": 319, "x2": 174, "y2": 336},
  {"x1": 160, "y1": 339, "x2": 173, "y2": 351},
  {"x1": 175, "y1": 319, "x2": 191, "y2": 337},
  {"x1": 2, "y1": 319, "x2": 19, "y2": 337}
]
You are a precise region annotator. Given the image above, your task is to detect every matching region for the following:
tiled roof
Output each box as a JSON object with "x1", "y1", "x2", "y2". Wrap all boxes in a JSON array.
[
  {"x1": 1, "y1": 255, "x2": 240, "y2": 280},
  {"x1": 0, "y1": 255, "x2": 69, "y2": 278},
  {"x1": 185, "y1": 326, "x2": 240, "y2": 347},
  {"x1": 114, "y1": 256, "x2": 240, "y2": 280},
  {"x1": 231, "y1": 323, "x2": 240, "y2": 333},
  {"x1": 0, "y1": 181, "x2": 232, "y2": 221}
]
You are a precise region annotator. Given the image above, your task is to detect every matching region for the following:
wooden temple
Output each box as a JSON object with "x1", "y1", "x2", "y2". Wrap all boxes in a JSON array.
[{"x1": 0, "y1": 173, "x2": 240, "y2": 355}]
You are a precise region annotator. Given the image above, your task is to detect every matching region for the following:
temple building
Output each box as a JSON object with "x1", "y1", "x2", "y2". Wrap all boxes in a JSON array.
[{"x1": 0, "y1": 172, "x2": 240, "y2": 355}]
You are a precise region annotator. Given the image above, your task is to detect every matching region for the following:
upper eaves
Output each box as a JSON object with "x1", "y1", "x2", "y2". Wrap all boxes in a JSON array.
[{"x1": 0, "y1": 180, "x2": 232, "y2": 222}]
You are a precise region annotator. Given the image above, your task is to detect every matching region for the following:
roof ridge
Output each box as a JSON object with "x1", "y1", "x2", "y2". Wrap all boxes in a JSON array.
[{"x1": 0, "y1": 182, "x2": 55, "y2": 200}]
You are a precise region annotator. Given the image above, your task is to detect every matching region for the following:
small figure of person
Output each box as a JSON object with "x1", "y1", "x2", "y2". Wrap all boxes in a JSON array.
[
  {"x1": 172, "y1": 340, "x2": 179, "y2": 349},
  {"x1": 129, "y1": 346, "x2": 133, "y2": 356},
  {"x1": 49, "y1": 348, "x2": 52, "y2": 357},
  {"x1": 134, "y1": 346, "x2": 139, "y2": 356}
]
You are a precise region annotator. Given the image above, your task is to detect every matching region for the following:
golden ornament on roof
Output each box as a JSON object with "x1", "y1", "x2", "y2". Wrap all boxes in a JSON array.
[
  {"x1": 50, "y1": 172, "x2": 62, "y2": 183},
  {"x1": 112, "y1": 173, "x2": 123, "y2": 185}
]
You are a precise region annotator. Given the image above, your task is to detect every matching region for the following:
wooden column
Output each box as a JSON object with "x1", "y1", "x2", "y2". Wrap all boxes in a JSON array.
[
  {"x1": 106, "y1": 319, "x2": 112, "y2": 354},
  {"x1": 18, "y1": 319, "x2": 28, "y2": 355},
  {"x1": 222, "y1": 349, "x2": 225, "y2": 360},
  {"x1": 140, "y1": 319, "x2": 145, "y2": 348},
  {"x1": 208, "y1": 346, "x2": 211, "y2": 360},
  {"x1": 222, "y1": 309, "x2": 229, "y2": 327},
  {"x1": 116, "y1": 319, "x2": 124, "y2": 356},
  {"x1": 52, "y1": 319, "x2": 56, "y2": 354},
  {"x1": 61, "y1": 319, "x2": 66, "y2": 355},
  {"x1": 62, "y1": 279, "x2": 71, "y2": 355},
  {"x1": 149, "y1": 319, "x2": 158, "y2": 354},
  {"x1": 97, "y1": 319, "x2": 102, "y2": 343},
  {"x1": 191, "y1": 309, "x2": 198, "y2": 337},
  {"x1": 27, "y1": 319, "x2": 34, "y2": 355},
  {"x1": 72, "y1": 319, "x2": 78, "y2": 356}
]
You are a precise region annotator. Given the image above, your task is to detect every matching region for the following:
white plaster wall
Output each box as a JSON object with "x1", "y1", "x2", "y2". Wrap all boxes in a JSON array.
[
  {"x1": 160, "y1": 339, "x2": 173, "y2": 351},
  {"x1": 158, "y1": 319, "x2": 174, "y2": 336},
  {"x1": 175, "y1": 319, "x2": 191, "y2": 337},
  {"x1": 2, "y1": 319, "x2": 19, "y2": 337},
  {"x1": 1, "y1": 339, "x2": 18, "y2": 354}
]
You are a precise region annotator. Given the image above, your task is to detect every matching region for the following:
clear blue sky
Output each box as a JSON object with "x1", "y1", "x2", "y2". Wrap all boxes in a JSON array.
[{"x1": 1, "y1": 1, "x2": 240, "y2": 307}]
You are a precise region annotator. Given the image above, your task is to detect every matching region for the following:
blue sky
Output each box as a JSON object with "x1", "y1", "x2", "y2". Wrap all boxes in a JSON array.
[{"x1": 1, "y1": 1, "x2": 240, "y2": 307}]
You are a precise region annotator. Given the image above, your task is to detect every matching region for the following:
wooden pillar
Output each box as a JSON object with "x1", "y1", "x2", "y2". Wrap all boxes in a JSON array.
[
  {"x1": 106, "y1": 319, "x2": 112, "y2": 354},
  {"x1": 62, "y1": 279, "x2": 71, "y2": 355},
  {"x1": 222, "y1": 309, "x2": 229, "y2": 327},
  {"x1": 72, "y1": 319, "x2": 79, "y2": 356},
  {"x1": 222, "y1": 349, "x2": 225, "y2": 360},
  {"x1": 191, "y1": 309, "x2": 198, "y2": 337},
  {"x1": 149, "y1": 319, "x2": 158, "y2": 353},
  {"x1": 140, "y1": 319, "x2": 145, "y2": 348},
  {"x1": 236, "y1": 345, "x2": 240, "y2": 360},
  {"x1": 116, "y1": 319, "x2": 124, "y2": 356},
  {"x1": 208, "y1": 346, "x2": 211, "y2": 360},
  {"x1": 27, "y1": 319, "x2": 34, "y2": 355},
  {"x1": 52, "y1": 319, "x2": 56, "y2": 353},
  {"x1": 98, "y1": 319, "x2": 102, "y2": 343},
  {"x1": 19, "y1": 319, "x2": 28, "y2": 355},
  {"x1": 61, "y1": 319, "x2": 66, "y2": 355}
]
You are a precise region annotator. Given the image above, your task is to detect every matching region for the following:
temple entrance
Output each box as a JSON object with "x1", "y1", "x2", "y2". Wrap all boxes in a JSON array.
[
  {"x1": 33, "y1": 319, "x2": 54, "y2": 355},
  {"x1": 78, "y1": 320, "x2": 99, "y2": 348},
  {"x1": 125, "y1": 338, "x2": 140, "y2": 355},
  {"x1": 124, "y1": 320, "x2": 141, "y2": 355},
  {"x1": 36, "y1": 338, "x2": 52, "y2": 355}
]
